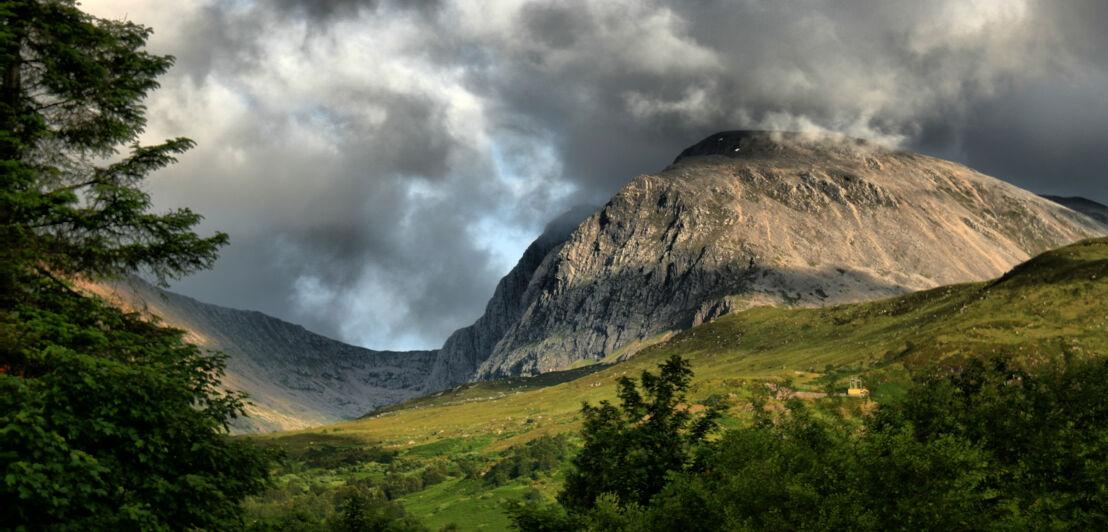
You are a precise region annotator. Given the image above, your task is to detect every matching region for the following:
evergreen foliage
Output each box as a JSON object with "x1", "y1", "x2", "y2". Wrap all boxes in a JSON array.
[{"x1": 1, "y1": 1, "x2": 270, "y2": 528}]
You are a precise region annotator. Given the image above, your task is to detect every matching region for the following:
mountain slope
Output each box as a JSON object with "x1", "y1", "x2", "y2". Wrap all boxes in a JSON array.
[
  {"x1": 1041, "y1": 195, "x2": 1108, "y2": 226},
  {"x1": 267, "y1": 236, "x2": 1108, "y2": 449},
  {"x1": 85, "y1": 132, "x2": 1105, "y2": 430},
  {"x1": 426, "y1": 131, "x2": 1106, "y2": 386},
  {"x1": 251, "y1": 238, "x2": 1108, "y2": 532},
  {"x1": 424, "y1": 206, "x2": 596, "y2": 391},
  {"x1": 85, "y1": 280, "x2": 436, "y2": 433}
]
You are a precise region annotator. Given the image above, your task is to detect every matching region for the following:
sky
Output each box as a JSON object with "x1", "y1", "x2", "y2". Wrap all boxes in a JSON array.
[{"x1": 82, "y1": 0, "x2": 1108, "y2": 351}]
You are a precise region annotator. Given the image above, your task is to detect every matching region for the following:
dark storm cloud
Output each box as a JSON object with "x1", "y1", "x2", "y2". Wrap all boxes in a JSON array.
[
  {"x1": 959, "y1": 73, "x2": 1108, "y2": 200},
  {"x1": 269, "y1": 0, "x2": 442, "y2": 23},
  {"x1": 519, "y1": 3, "x2": 588, "y2": 50},
  {"x1": 271, "y1": 0, "x2": 377, "y2": 20},
  {"x1": 460, "y1": 1, "x2": 1069, "y2": 195},
  {"x1": 120, "y1": 0, "x2": 1107, "y2": 350},
  {"x1": 536, "y1": 0, "x2": 1104, "y2": 203}
]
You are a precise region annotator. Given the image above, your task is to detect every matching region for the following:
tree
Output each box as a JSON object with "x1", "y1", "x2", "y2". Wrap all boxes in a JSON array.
[
  {"x1": 1, "y1": 0, "x2": 223, "y2": 293},
  {"x1": 1, "y1": 1, "x2": 270, "y2": 529},
  {"x1": 597, "y1": 356, "x2": 1108, "y2": 531},
  {"x1": 334, "y1": 490, "x2": 427, "y2": 532},
  {"x1": 558, "y1": 355, "x2": 719, "y2": 512},
  {"x1": 863, "y1": 356, "x2": 1108, "y2": 529}
]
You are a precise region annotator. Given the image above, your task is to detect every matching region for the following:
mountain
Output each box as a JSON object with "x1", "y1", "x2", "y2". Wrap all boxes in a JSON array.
[
  {"x1": 86, "y1": 131, "x2": 1106, "y2": 430},
  {"x1": 251, "y1": 237, "x2": 1108, "y2": 531},
  {"x1": 423, "y1": 205, "x2": 596, "y2": 391},
  {"x1": 351, "y1": 236, "x2": 1108, "y2": 444},
  {"x1": 1041, "y1": 195, "x2": 1108, "y2": 226},
  {"x1": 83, "y1": 280, "x2": 435, "y2": 433},
  {"x1": 84, "y1": 205, "x2": 599, "y2": 432},
  {"x1": 426, "y1": 131, "x2": 1107, "y2": 387}
]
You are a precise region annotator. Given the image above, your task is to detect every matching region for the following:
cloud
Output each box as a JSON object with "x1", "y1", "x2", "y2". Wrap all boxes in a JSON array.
[{"x1": 81, "y1": 0, "x2": 1108, "y2": 350}]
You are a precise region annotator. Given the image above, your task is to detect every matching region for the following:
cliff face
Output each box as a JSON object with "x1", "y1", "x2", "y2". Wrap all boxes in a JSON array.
[
  {"x1": 429, "y1": 131, "x2": 1107, "y2": 384},
  {"x1": 87, "y1": 280, "x2": 436, "y2": 433},
  {"x1": 422, "y1": 206, "x2": 595, "y2": 392}
]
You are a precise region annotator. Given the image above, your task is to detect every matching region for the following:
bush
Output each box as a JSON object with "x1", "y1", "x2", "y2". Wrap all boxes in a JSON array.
[
  {"x1": 607, "y1": 356, "x2": 1108, "y2": 531},
  {"x1": 515, "y1": 355, "x2": 1108, "y2": 531},
  {"x1": 302, "y1": 445, "x2": 396, "y2": 469},
  {"x1": 420, "y1": 462, "x2": 449, "y2": 486},
  {"x1": 558, "y1": 355, "x2": 720, "y2": 511},
  {"x1": 381, "y1": 472, "x2": 424, "y2": 500},
  {"x1": 484, "y1": 434, "x2": 570, "y2": 487}
]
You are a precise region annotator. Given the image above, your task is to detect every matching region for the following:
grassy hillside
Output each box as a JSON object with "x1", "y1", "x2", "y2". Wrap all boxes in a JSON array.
[{"x1": 243, "y1": 237, "x2": 1108, "y2": 530}]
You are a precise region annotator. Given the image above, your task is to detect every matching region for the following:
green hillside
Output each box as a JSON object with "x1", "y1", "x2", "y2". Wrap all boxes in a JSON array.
[{"x1": 243, "y1": 237, "x2": 1108, "y2": 530}]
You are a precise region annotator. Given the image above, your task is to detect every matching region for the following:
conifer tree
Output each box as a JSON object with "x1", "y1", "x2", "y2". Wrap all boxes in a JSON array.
[{"x1": 1, "y1": 1, "x2": 270, "y2": 528}]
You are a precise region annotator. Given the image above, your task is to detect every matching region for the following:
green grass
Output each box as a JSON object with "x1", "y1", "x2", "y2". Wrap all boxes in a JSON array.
[
  {"x1": 406, "y1": 436, "x2": 494, "y2": 458},
  {"x1": 365, "y1": 364, "x2": 610, "y2": 418},
  {"x1": 400, "y1": 478, "x2": 548, "y2": 531},
  {"x1": 244, "y1": 237, "x2": 1108, "y2": 531}
]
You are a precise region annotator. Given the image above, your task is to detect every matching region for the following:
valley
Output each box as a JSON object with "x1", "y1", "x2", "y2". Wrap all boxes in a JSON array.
[
  {"x1": 94, "y1": 132, "x2": 1108, "y2": 434},
  {"x1": 243, "y1": 236, "x2": 1108, "y2": 530},
  {"x1": 8, "y1": 3, "x2": 1108, "y2": 529}
]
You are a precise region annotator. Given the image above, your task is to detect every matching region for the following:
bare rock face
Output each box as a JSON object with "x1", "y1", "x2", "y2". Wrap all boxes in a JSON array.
[
  {"x1": 429, "y1": 131, "x2": 1107, "y2": 384},
  {"x1": 422, "y1": 205, "x2": 595, "y2": 392},
  {"x1": 88, "y1": 280, "x2": 436, "y2": 433}
]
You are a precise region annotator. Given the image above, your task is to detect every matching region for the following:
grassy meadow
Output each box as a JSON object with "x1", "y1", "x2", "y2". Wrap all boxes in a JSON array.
[{"x1": 242, "y1": 237, "x2": 1108, "y2": 530}]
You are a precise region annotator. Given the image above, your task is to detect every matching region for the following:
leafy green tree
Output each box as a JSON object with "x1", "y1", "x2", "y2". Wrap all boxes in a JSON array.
[
  {"x1": 1, "y1": 1, "x2": 271, "y2": 529},
  {"x1": 639, "y1": 399, "x2": 862, "y2": 531},
  {"x1": 335, "y1": 490, "x2": 427, "y2": 532},
  {"x1": 865, "y1": 356, "x2": 1108, "y2": 529},
  {"x1": 595, "y1": 356, "x2": 1108, "y2": 531},
  {"x1": 502, "y1": 499, "x2": 581, "y2": 532},
  {"x1": 558, "y1": 355, "x2": 719, "y2": 512},
  {"x1": 484, "y1": 434, "x2": 569, "y2": 487}
]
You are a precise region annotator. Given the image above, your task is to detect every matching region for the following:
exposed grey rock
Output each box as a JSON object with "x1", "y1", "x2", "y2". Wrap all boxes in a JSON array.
[
  {"x1": 429, "y1": 131, "x2": 1108, "y2": 384},
  {"x1": 422, "y1": 205, "x2": 596, "y2": 391},
  {"x1": 89, "y1": 279, "x2": 436, "y2": 433}
]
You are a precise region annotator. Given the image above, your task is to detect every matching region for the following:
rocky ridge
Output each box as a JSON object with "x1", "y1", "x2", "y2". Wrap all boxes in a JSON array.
[
  {"x1": 428, "y1": 131, "x2": 1107, "y2": 385},
  {"x1": 86, "y1": 280, "x2": 435, "y2": 433},
  {"x1": 423, "y1": 206, "x2": 596, "y2": 391}
]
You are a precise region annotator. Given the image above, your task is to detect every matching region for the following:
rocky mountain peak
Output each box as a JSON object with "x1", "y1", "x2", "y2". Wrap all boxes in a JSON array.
[
  {"x1": 98, "y1": 131, "x2": 1108, "y2": 429},
  {"x1": 671, "y1": 130, "x2": 885, "y2": 165},
  {"x1": 425, "y1": 131, "x2": 1107, "y2": 386}
]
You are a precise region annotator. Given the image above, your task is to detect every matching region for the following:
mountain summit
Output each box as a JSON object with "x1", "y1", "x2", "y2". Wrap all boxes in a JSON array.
[
  {"x1": 93, "y1": 132, "x2": 1107, "y2": 430},
  {"x1": 426, "y1": 131, "x2": 1106, "y2": 386}
]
